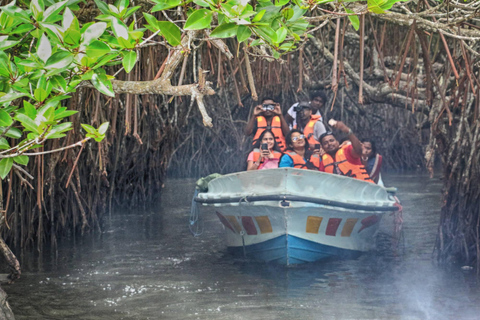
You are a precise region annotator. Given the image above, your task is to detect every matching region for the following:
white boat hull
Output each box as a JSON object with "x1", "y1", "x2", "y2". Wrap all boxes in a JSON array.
[{"x1": 196, "y1": 169, "x2": 398, "y2": 265}]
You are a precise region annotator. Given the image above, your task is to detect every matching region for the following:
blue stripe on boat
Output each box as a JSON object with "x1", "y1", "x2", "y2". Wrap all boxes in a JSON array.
[{"x1": 227, "y1": 235, "x2": 363, "y2": 265}]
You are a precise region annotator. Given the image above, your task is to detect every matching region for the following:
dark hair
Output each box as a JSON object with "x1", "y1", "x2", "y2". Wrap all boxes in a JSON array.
[
  {"x1": 362, "y1": 139, "x2": 377, "y2": 159},
  {"x1": 310, "y1": 91, "x2": 327, "y2": 103},
  {"x1": 252, "y1": 129, "x2": 281, "y2": 152},
  {"x1": 261, "y1": 97, "x2": 275, "y2": 104},
  {"x1": 319, "y1": 131, "x2": 335, "y2": 144},
  {"x1": 285, "y1": 129, "x2": 309, "y2": 153}
]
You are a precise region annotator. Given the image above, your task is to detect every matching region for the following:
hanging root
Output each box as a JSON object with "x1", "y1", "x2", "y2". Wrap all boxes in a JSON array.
[{"x1": 243, "y1": 45, "x2": 258, "y2": 101}]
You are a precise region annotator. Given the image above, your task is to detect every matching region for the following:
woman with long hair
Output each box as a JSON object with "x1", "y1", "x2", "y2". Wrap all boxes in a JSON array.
[
  {"x1": 362, "y1": 139, "x2": 383, "y2": 184},
  {"x1": 247, "y1": 130, "x2": 282, "y2": 170},
  {"x1": 278, "y1": 129, "x2": 322, "y2": 170}
]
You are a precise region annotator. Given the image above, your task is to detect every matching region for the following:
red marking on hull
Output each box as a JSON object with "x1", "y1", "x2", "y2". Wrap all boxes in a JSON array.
[
  {"x1": 241, "y1": 216, "x2": 258, "y2": 235},
  {"x1": 326, "y1": 218, "x2": 342, "y2": 236},
  {"x1": 358, "y1": 215, "x2": 380, "y2": 233},
  {"x1": 216, "y1": 212, "x2": 235, "y2": 233}
]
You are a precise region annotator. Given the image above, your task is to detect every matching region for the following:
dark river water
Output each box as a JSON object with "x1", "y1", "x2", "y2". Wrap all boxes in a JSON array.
[{"x1": 4, "y1": 173, "x2": 480, "y2": 319}]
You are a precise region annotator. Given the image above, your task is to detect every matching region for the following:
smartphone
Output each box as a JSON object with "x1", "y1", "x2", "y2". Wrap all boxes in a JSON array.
[
  {"x1": 314, "y1": 143, "x2": 320, "y2": 150},
  {"x1": 261, "y1": 143, "x2": 268, "y2": 150}
]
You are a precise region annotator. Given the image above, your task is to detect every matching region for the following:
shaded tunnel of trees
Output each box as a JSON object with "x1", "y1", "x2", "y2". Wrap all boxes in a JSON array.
[{"x1": 1, "y1": 0, "x2": 480, "y2": 285}]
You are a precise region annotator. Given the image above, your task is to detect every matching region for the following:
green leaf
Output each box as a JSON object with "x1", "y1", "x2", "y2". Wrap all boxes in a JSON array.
[
  {"x1": 142, "y1": 12, "x2": 159, "y2": 30},
  {"x1": 256, "y1": 25, "x2": 277, "y2": 44},
  {"x1": 91, "y1": 72, "x2": 115, "y2": 97},
  {"x1": 54, "y1": 107, "x2": 77, "y2": 120},
  {"x1": 158, "y1": 21, "x2": 181, "y2": 46},
  {"x1": 94, "y1": 0, "x2": 110, "y2": 14},
  {"x1": 151, "y1": 0, "x2": 182, "y2": 12},
  {"x1": 81, "y1": 22, "x2": 107, "y2": 46},
  {"x1": 50, "y1": 75, "x2": 67, "y2": 92},
  {"x1": 0, "y1": 158, "x2": 13, "y2": 180},
  {"x1": 31, "y1": 0, "x2": 45, "y2": 20},
  {"x1": 43, "y1": 0, "x2": 68, "y2": 21},
  {"x1": 184, "y1": 9, "x2": 213, "y2": 30},
  {"x1": 13, "y1": 155, "x2": 29, "y2": 166},
  {"x1": 276, "y1": 27, "x2": 287, "y2": 44},
  {"x1": 24, "y1": 101, "x2": 37, "y2": 119},
  {"x1": 0, "y1": 39, "x2": 19, "y2": 51},
  {"x1": 0, "y1": 127, "x2": 21, "y2": 139},
  {"x1": 0, "y1": 138, "x2": 10, "y2": 150},
  {"x1": 46, "y1": 122, "x2": 72, "y2": 139},
  {"x1": 368, "y1": 0, "x2": 387, "y2": 14},
  {"x1": 0, "y1": 51, "x2": 10, "y2": 77},
  {"x1": 122, "y1": 50, "x2": 137, "y2": 73},
  {"x1": 81, "y1": 123, "x2": 96, "y2": 134},
  {"x1": 237, "y1": 25, "x2": 252, "y2": 43},
  {"x1": 0, "y1": 110, "x2": 13, "y2": 127},
  {"x1": 111, "y1": 17, "x2": 129, "y2": 40},
  {"x1": 34, "y1": 88, "x2": 48, "y2": 102},
  {"x1": 97, "y1": 122, "x2": 109, "y2": 135},
  {"x1": 86, "y1": 40, "x2": 111, "y2": 58},
  {"x1": 45, "y1": 51, "x2": 74, "y2": 69},
  {"x1": 210, "y1": 23, "x2": 238, "y2": 38},
  {"x1": 282, "y1": 7, "x2": 294, "y2": 20},
  {"x1": 37, "y1": 33, "x2": 52, "y2": 63},
  {"x1": 117, "y1": 36, "x2": 135, "y2": 49},
  {"x1": 0, "y1": 92, "x2": 28, "y2": 104},
  {"x1": 345, "y1": 9, "x2": 360, "y2": 31},
  {"x1": 274, "y1": 0, "x2": 289, "y2": 6},
  {"x1": 252, "y1": 9, "x2": 266, "y2": 22},
  {"x1": 15, "y1": 113, "x2": 40, "y2": 133}
]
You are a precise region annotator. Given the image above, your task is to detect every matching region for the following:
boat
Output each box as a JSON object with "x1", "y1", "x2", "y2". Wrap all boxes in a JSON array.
[{"x1": 193, "y1": 168, "x2": 400, "y2": 265}]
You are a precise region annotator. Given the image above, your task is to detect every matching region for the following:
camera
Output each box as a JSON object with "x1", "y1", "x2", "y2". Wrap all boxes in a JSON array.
[
  {"x1": 293, "y1": 102, "x2": 311, "y2": 112},
  {"x1": 262, "y1": 104, "x2": 275, "y2": 111},
  {"x1": 261, "y1": 143, "x2": 269, "y2": 150}
]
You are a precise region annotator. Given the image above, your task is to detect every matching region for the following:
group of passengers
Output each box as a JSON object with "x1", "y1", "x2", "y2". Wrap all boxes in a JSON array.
[{"x1": 244, "y1": 92, "x2": 383, "y2": 184}]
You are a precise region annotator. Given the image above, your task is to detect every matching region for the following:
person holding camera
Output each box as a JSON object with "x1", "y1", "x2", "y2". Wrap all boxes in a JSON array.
[
  {"x1": 293, "y1": 102, "x2": 327, "y2": 150},
  {"x1": 278, "y1": 129, "x2": 323, "y2": 170},
  {"x1": 285, "y1": 91, "x2": 326, "y2": 129},
  {"x1": 245, "y1": 98, "x2": 289, "y2": 151},
  {"x1": 247, "y1": 130, "x2": 282, "y2": 170}
]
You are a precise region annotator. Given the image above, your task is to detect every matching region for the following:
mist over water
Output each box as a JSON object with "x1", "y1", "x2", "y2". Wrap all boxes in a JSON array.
[{"x1": 5, "y1": 173, "x2": 480, "y2": 319}]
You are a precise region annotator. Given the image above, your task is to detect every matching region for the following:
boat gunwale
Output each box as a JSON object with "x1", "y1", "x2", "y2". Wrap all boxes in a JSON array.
[{"x1": 194, "y1": 194, "x2": 399, "y2": 212}]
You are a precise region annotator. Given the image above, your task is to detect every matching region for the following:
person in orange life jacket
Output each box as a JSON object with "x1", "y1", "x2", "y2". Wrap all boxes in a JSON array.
[
  {"x1": 319, "y1": 120, "x2": 373, "y2": 182},
  {"x1": 285, "y1": 91, "x2": 326, "y2": 129},
  {"x1": 361, "y1": 139, "x2": 383, "y2": 184},
  {"x1": 247, "y1": 130, "x2": 282, "y2": 170},
  {"x1": 278, "y1": 129, "x2": 323, "y2": 170},
  {"x1": 244, "y1": 98, "x2": 289, "y2": 151},
  {"x1": 293, "y1": 102, "x2": 327, "y2": 149}
]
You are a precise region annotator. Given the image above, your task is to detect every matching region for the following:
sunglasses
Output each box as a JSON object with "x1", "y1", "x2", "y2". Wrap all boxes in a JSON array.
[{"x1": 292, "y1": 135, "x2": 305, "y2": 142}]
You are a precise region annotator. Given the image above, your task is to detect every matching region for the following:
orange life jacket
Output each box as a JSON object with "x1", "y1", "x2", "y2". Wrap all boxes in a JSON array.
[
  {"x1": 253, "y1": 116, "x2": 286, "y2": 151},
  {"x1": 283, "y1": 150, "x2": 321, "y2": 170},
  {"x1": 322, "y1": 145, "x2": 373, "y2": 182},
  {"x1": 294, "y1": 115, "x2": 322, "y2": 148},
  {"x1": 252, "y1": 148, "x2": 282, "y2": 167}
]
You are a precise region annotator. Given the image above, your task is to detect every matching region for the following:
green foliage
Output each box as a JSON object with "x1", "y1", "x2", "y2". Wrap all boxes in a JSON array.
[{"x1": 0, "y1": 0, "x2": 405, "y2": 180}]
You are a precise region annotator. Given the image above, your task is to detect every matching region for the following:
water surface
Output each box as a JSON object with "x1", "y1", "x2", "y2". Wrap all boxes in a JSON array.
[{"x1": 5, "y1": 173, "x2": 480, "y2": 319}]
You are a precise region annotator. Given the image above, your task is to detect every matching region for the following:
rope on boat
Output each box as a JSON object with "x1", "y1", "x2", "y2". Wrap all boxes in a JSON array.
[{"x1": 189, "y1": 189, "x2": 203, "y2": 237}]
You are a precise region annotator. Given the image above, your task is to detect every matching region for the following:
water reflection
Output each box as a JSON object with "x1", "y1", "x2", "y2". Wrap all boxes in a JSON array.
[{"x1": 4, "y1": 174, "x2": 480, "y2": 320}]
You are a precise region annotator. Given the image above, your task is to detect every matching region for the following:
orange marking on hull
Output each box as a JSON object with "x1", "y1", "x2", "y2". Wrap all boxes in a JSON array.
[
  {"x1": 341, "y1": 218, "x2": 358, "y2": 237},
  {"x1": 225, "y1": 215, "x2": 242, "y2": 233},
  {"x1": 255, "y1": 216, "x2": 272, "y2": 234},
  {"x1": 306, "y1": 216, "x2": 323, "y2": 234}
]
